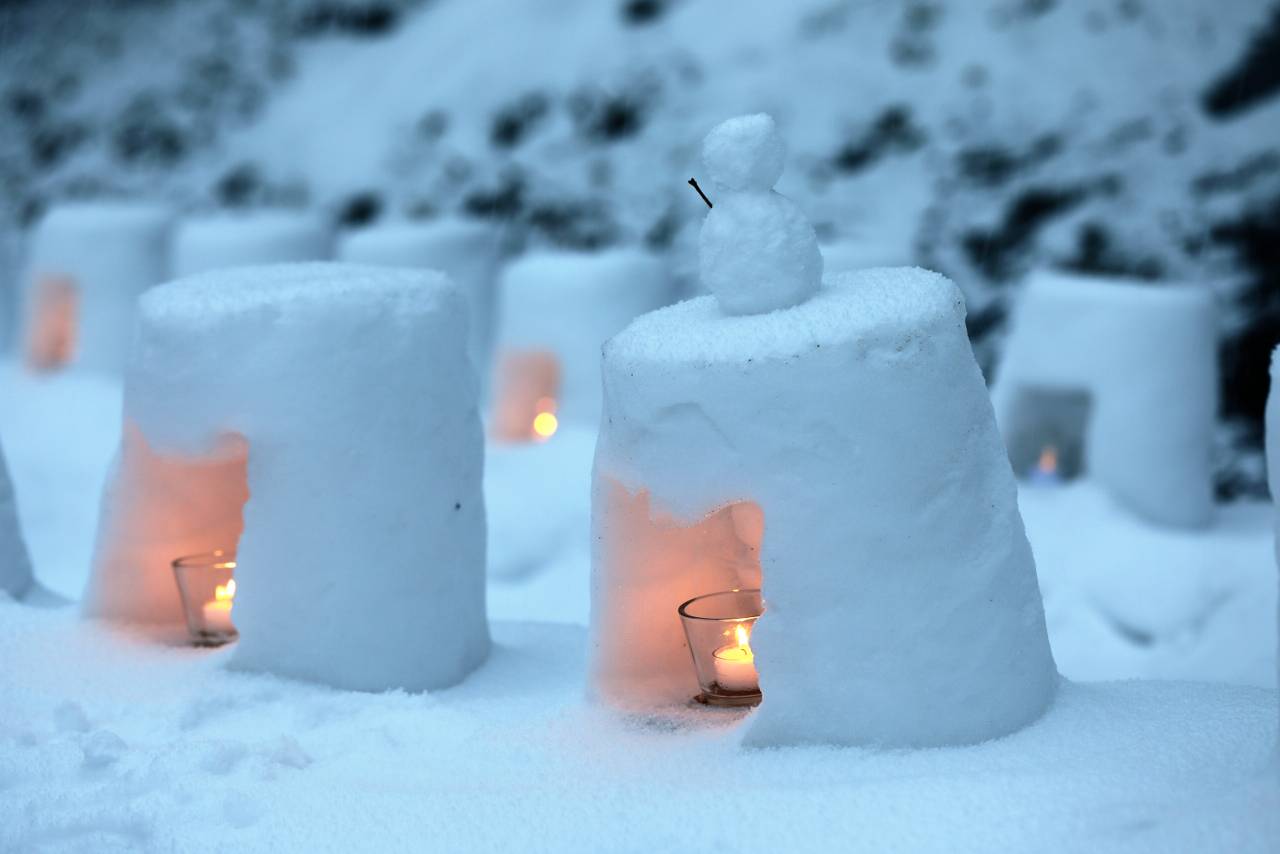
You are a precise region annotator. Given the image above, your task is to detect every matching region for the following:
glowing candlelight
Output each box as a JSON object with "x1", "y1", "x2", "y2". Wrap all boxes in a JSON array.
[
  {"x1": 712, "y1": 622, "x2": 758, "y2": 692},
  {"x1": 532, "y1": 397, "x2": 559, "y2": 441},
  {"x1": 172, "y1": 552, "x2": 239, "y2": 646},
  {"x1": 201, "y1": 576, "x2": 236, "y2": 633}
]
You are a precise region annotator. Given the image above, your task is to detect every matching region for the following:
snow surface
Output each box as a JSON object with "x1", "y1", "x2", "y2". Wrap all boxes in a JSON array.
[
  {"x1": 0, "y1": 603, "x2": 1276, "y2": 853},
  {"x1": 698, "y1": 114, "x2": 822, "y2": 315},
  {"x1": 85, "y1": 264, "x2": 489, "y2": 692},
  {"x1": 20, "y1": 203, "x2": 171, "y2": 375},
  {"x1": 593, "y1": 267, "x2": 1057, "y2": 747},
  {"x1": 171, "y1": 211, "x2": 331, "y2": 278},
  {"x1": 993, "y1": 269, "x2": 1217, "y2": 529}
]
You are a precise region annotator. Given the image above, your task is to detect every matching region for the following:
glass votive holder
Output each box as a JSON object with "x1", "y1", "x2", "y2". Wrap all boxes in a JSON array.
[
  {"x1": 172, "y1": 551, "x2": 238, "y2": 647},
  {"x1": 678, "y1": 588, "x2": 763, "y2": 707}
]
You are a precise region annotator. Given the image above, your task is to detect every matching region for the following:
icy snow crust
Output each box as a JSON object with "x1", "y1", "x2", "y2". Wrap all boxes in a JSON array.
[
  {"x1": 171, "y1": 211, "x2": 331, "y2": 278},
  {"x1": 21, "y1": 202, "x2": 171, "y2": 374},
  {"x1": 0, "y1": 437, "x2": 32, "y2": 598},
  {"x1": 593, "y1": 267, "x2": 1058, "y2": 747},
  {"x1": 85, "y1": 263, "x2": 489, "y2": 692}
]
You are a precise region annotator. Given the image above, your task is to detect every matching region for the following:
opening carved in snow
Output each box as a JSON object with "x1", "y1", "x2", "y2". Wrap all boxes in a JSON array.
[
  {"x1": 591, "y1": 480, "x2": 763, "y2": 706},
  {"x1": 1003, "y1": 386, "x2": 1092, "y2": 481},
  {"x1": 491, "y1": 349, "x2": 560, "y2": 443},
  {"x1": 24, "y1": 274, "x2": 78, "y2": 372}
]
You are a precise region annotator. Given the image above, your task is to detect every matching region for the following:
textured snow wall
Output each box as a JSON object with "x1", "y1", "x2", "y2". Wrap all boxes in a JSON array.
[
  {"x1": 337, "y1": 218, "x2": 501, "y2": 390},
  {"x1": 591, "y1": 267, "x2": 1058, "y2": 748},
  {"x1": 992, "y1": 270, "x2": 1216, "y2": 528},
  {"x1": 0, "y1": 438, "x2": 33, "y2": 598},
  {"x1": 171, "y1": 211, "x2": 331, "y2": 277},
  {"x1": 19, "y1": 203, "x2": 171, "y2": 374},
  {"x1": 494, "y1": 249, "x2": 671, "y2": 427},
  {"x1": 84, "y1": 263, "x2": 489, "y2": 692},
  {"x1": 1267, "y1": 346, "x2": 1280, "y2": 765}
]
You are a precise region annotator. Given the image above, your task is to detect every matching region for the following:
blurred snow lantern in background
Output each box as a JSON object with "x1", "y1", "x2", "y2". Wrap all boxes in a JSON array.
[
  {"x1": 171, "y1": 210, "x2": 331, "y2": 277},
  {"x1": 590, "y1": 115, "x2": 1057, "y2": 746},
  {"x1": 338, "y1": 218, "x2": 502, "y2": 391},
  {"x1": 0, "y1": 438, "x2": 34, "y2": 600},
  {"x1": 18, "y1": 202, "x2": 170, "y2": 374},
  {"x1": 491, "y1": 248, "x2": 671, "y2": 442},
  {"x1": 819, "y1": 236, "x2": 912, "y2": 275},
  {"x1": 1265, "y1": 347, "x2": 1280, "y2": 764},
  {"x1": 84, "y1": 263, "x2": 489, "y2": 691},
  {"x1": 992, "y1": 270, "x2": 1217, "y2": 527}
]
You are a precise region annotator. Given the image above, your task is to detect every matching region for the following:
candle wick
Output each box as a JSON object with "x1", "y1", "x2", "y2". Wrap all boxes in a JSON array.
[{"x1": 688, "y1": 177, "x2": 713, "y2": 209}]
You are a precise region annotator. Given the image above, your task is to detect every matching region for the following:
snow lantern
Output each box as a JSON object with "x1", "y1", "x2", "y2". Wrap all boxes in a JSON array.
[
  {"x1": 83, "y1": 263, "x2": 489, "y2": 692},
  {"x1": 491, "y1": 248, "x2": 672, "y2": 442},
  {"x1": 19, "y1": 202, "x2": 171, "y2": 374},
  {"x1": 0, "y1": 438, "x2": 34, "y2": 599},
  {"x1": 338, "y1": 218, "x2": 502, "y2": 390},
  {"x1": 991, "y1": 269, "x2": 1216, "y2": 527},
  {"x1": 589, "y1": 114, "x2": 1057, "y2": 748},
  {"x1": 171, "y1": 211, "x2": 331, "y2": 277},
  {"x1": 1265, "y1": 346, "x2": 1280, "y2": 764}
]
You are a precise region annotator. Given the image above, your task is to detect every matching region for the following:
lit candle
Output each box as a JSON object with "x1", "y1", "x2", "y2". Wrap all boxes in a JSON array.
[
  {"x1": 202, "y1": 578, "x2": 236, "y2": 633},
  {"x1": 711, "y1": 623, "x2": 758, "y2": 692}
]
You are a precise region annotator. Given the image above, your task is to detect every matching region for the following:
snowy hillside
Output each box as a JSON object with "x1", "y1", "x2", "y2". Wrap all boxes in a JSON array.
[{"x1": 3, "y1": 1, "x2": 1280, "y2": 459}]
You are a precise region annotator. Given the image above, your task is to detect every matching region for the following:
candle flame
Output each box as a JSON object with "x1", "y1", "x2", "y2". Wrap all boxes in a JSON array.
[
  {"x1": 734, "y1": 622, "x2": 752, "y2": 653},
  {"x1": 215, "y1": 578, "x2": 236, "y2": 603},
  {"x1": 532, "y1": 405, "x2": 559, "y2": 440},
  {"x1": 1037, "y1": 445, "x2": 1058, "y2": 475}
]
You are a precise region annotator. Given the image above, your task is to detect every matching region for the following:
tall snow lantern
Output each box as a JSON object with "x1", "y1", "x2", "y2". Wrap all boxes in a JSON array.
[
  {"x1": 19, "y1": 202, "x2": 171, "y2": 374},
  {"x1": 84, "y1": 263, "x2": 489, "y2": 692},
  {"x1": 338, "y1": 218, "x2": 502, "y2": 392},
  {"x1": 172, "y1": 210, "x2": 331, "y2": 278},
  {"x1": 588, "y1": 115, "x2": 1058, "y2": 748},
  {"x1": 491, "y1": 248, "x2": 672, "y2": 442},
  {"x1": 991, "y1": 270, "x2": 1216, "y2": 527}
]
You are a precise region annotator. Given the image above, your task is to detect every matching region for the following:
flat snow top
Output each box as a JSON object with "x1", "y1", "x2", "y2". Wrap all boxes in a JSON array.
[
  {"x1": 340, "y1": 217, "x2": 494, "y2": 247},
  {"x1": 1029, "y1": 269, "x2": 1214, "y2": 308},
  {"x1": 38, "y1": 201, "x2": 171, "y2": 234},
  {"x1": 607, "y1": 266, "x2": 962, "y2": 365},
  {"x1": 140, "y1": 262, "x2": 451, "y2": 326},
  {"x1": 503, "y1": 247, "x2": 662, "y2": 293},
  {"x1": 177, "y1": 210, "x2": 325, "y2": 240}
]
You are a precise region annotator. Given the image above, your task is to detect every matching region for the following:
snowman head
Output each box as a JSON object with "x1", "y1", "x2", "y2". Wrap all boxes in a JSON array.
[{"x1": 698, "y1": 114, "x2": 823, "y2": 315}]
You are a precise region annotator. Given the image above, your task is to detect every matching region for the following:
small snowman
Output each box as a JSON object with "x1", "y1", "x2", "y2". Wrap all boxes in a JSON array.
[{"x1": 698, "y1": 113, "x2": 823, "y2": 315}]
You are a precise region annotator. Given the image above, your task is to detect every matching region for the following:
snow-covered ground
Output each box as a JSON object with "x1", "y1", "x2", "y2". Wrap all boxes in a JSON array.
[{"x1": 1, "y1": 361, "x2": 1277, "y2": 850}]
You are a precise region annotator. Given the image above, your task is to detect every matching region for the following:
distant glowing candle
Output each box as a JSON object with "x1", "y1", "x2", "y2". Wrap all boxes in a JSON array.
[
  {"x1": 712, "y1": 622, "x2": 758, "y2": 692},
  {"x1": 201, "y1": 577, "x2": 236, "y2": 633}
]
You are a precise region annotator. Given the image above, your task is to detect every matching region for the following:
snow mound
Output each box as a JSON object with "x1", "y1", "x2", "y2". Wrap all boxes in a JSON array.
[
  {"x1": 697, "y1": 114, "x2": 822, "y2": 316},
  {"x1": 1266, "y1": 346, "x2": 1280, "y2": 763},
  {"x1": 593, "y1": 267, "x2": 1058, "y2": 746},
  {"x1": 85, "y1": 263, "x2": 489, "y2": 692},
  {"x1": 171, "y1": 211, "x2": 331, "y2": 278}
]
